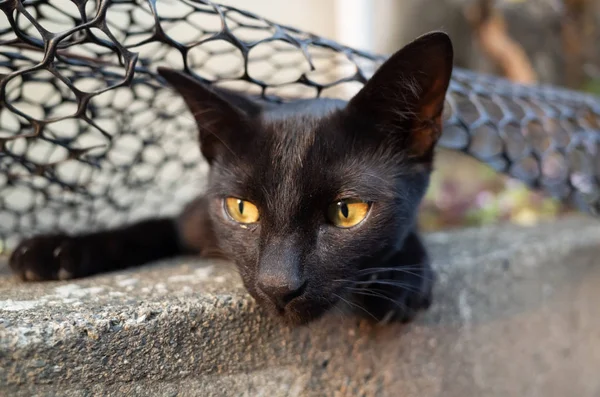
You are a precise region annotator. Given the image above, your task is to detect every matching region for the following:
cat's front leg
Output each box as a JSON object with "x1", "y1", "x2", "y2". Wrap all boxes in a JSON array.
[
  {"x1": 350, "y1": 230, "x2": 435, "y2": 324},
  {"x1": 9, "y1": 195, "x2": 222, "y2": 281},
  {"x1": 9, "y1": 218, "x2": 183, "y2": 281}
]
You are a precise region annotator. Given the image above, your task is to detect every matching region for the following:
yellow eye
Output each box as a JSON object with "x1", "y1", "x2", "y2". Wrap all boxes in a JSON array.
[
  {"x1": 224, "y1": 197, "x2": 260, "y2": 224},
  {"x1": 327, "y1": 199, "x2": 370, "y2": 228}
]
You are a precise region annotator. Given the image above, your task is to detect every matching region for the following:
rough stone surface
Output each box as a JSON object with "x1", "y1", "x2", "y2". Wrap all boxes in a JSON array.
[{"x1": 1, "y1": 216, "x2": 599, "y2": 397}]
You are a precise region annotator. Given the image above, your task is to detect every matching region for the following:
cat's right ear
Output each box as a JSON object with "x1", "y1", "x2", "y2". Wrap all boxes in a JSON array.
[
  {"x1": 345, "y1": 32, "x2": 453, "y2": 163},
  {"x1": 157, "y1": 67, "x2": 260, "y2": 163}
]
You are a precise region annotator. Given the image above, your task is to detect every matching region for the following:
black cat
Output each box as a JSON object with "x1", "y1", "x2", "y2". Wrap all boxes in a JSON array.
[{"x1": 9, "y1": 32, "x2": 454, "y2": 326}]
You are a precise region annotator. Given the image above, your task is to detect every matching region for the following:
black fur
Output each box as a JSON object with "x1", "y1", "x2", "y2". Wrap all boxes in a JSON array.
[{"x1": 9, "y1": 32, "x2": 454, "y2": 325}]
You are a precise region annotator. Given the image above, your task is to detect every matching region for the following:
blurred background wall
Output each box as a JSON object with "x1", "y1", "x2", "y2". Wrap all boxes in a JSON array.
[{"x1": 219, "y1": 0, "x2": 600, "y2": 89}]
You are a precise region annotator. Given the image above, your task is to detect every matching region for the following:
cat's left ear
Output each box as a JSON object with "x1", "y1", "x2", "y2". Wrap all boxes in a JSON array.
[
  {"x1": 156, "y1": 67, "x2": 262, "y2": 163},
  {"x1": 346, "y1": 31, "x2": 454, "y2": 161}
]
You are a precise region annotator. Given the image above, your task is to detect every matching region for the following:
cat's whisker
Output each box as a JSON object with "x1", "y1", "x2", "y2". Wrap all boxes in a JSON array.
[
  {"x1": 329, "y1": 302, "x2": 348, "y2": 320},
  {"x1": 348, "y1": 288, "x2": 406, "y2": 309},
  {"x1": 332, "y1": 276, "x2": 427, "y2": 295},
  {"x1": 356, "y1": 265, "x2": 425, "y2": 274},
  {"x1": 350, "y1": 279, "x2": 423, "y2": 294},
  {"x1": 345, "y1": 287, "x2": 410, "y2": 313},
  {"x1": 356, "y1": 266, "x2": 431, "y2": 280},
  {"x1": 333, "y1": 293, "x2": 379, "y2": 322},
  {"x1": 359, "y1": 271, "x2": 433, "y2": 283},
  {"x1": 331, "y1": 278, "x2": 359, "y2": 284}
]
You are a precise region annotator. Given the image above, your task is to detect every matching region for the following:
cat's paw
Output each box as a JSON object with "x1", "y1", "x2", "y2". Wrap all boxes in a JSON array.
[
  {"x1": 353, "y1": 262, "x2": 435, "y2": 324},
  {"x1": 9, "y1": 234, "x2": 80, "y2": 281}
]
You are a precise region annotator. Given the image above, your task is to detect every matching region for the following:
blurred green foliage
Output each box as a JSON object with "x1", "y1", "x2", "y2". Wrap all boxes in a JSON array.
[
  {"x1": 418, "y1": 152, "x2": 568, "y2": 231},
  {"x1": 583, "y1": 79, "x2": 600, "y2": 95}
]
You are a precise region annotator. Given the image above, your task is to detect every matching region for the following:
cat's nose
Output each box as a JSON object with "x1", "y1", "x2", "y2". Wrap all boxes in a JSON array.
[
  {"x1": 257, "y1": 235, "x2": 307, "y2": 309},
  {"x1": 257, "y1": 276, "x2": 307, "y2": 310}
]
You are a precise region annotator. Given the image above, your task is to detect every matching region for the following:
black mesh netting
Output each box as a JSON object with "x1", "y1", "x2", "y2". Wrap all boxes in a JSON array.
[{"x1": 1, "y1": 0, "x2": 600, "y2": 254}]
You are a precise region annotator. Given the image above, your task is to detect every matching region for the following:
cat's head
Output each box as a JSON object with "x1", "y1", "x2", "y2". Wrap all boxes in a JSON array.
[{"x1": 158, "y1": 32, "x2": 453, "y2": 325}]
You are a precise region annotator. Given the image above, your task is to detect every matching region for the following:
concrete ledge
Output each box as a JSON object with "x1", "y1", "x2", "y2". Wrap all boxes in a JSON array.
[{"x1": 1, "y1": 216, "x2": 599, "y2": 396}]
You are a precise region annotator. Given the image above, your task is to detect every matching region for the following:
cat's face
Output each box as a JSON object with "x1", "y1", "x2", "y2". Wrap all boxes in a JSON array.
[
  {"x1": 158, "y1": 32, "x2": 453, "y2": 325},
  {"x1": 203, "y1": 107, "x2": 434, "y2": 324}
]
